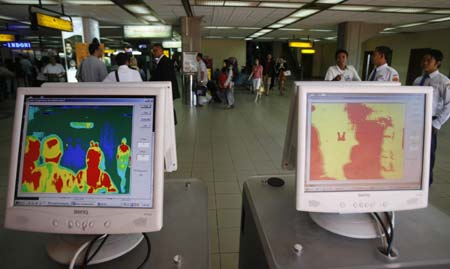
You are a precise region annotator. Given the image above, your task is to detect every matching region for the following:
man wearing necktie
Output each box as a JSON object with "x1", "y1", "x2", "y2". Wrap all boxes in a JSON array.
[
  {"x1": 413, "y1": 49, "x2": 450, "y2": 185},
  {"x1": 367, "y1": 46, "x2": 400, "y2": 82}
]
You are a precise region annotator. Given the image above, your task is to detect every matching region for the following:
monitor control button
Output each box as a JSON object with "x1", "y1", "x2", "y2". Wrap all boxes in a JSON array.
[
  {"x1": 339, "y1": 202, "x2": 346, "y2": 208},
  {"x1": 75, "y1": 221, "x2": 81, "y2": 227},
  {"x1": 353, "y1": 202, "x2": 357, "y2": 208},
  {"x1": 364, "y1": 203, "x2": 369, "y2": 208},
  {"x1": 382, "y1": 202, "x2": 388, "y2": 207},
  {"x1": 359, "y1": 202, "x2": 364, "y2": 208},
  {"x1": 68, "y1": 220, "x2": 73, "y2": 228},
  {"x1": 52, "y1": 219, "x2": 59, "y2": 227},
  {"x1": 89, "y1": 221, "x2": 94, "y2": 228},
  {"x1": 104, "y1": 221, "x2": 111, "y2": 228},
  {"x1": 82, "y1": 221, "x2": 88, "y2": 229}
]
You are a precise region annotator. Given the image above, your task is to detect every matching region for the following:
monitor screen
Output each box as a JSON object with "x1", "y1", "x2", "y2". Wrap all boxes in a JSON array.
[
  {"x1": 296, "y1": 86, "x2": 432, "y2": 213},
  {"x1": 305, "y1": 93, "x2": 425, "y2": 192},
  {"x1": 15, "y1": 95, "x2": 156, "y2": 209}
]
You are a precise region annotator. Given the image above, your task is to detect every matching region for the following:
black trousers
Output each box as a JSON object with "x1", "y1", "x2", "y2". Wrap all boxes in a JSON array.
[{"x1": 429, "y1": 131, "x2": 437, "y2": 185}]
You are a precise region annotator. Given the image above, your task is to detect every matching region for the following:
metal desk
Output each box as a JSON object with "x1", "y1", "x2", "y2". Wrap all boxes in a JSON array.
[
  {"x1": 0, "y1": 178, "x2": 209, "y2": 269},
  {"x1": 239, "y1": 176, "x2": 450, "y2": 269}
]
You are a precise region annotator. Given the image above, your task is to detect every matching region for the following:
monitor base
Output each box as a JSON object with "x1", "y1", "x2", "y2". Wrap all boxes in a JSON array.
[
  {"x1": 309, "y1": 212, "x2": 390, "y2": 239},
  {"x1": 47, "y1": 233, "x2": 143, "y2": 265}
]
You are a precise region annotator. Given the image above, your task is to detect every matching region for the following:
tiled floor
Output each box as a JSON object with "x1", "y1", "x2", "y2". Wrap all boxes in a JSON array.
[{"x1": 1, "y1": 80, "x2": 449, "y2": 269}]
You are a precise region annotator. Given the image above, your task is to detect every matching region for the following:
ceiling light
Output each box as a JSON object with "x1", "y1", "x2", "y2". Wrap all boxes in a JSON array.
[
  {"x1": 269, "y1": 24, "x2": 284, "y2": 29},
  {"x1": 259, "y1": 29, "x2": 272, "y2": 33},
  {"x1": 429, "y1": 16, "x2": 450, "y2": 22},
  {"x1": 380, "y1": 31, "x2": 396, "y2": 34},
  {"x1": 229, "y1": 36, "x2": 244, "y2": 39},
  {"x1": 309, "y1": 29, "x2": 334, "y2": 32},
  {"x1": 245, "y1": 38, "x2": 252, "y2": 41},
  {"x1": 216, "y1": 26, "x2": 234, "y2": 29},
  {"x1": 65, "y1": 0, "x2": 113, "y2": 4},
  {"x1": 224, "y1": 1, "x2": 257, "y2": 7},
  {"x1": 204, "y1": 26, "x2": 217, "y2": 29},
  {"x1": 316, "y1": 0, "x2": 344, "y2": 3},
  {"x1": 0, "y1": 15, "x2": 16, "y2": 21},
  {"x1": 397, "y1": 22, "x2": 427, "y2": 28},
  {"x1": 278, "y1": 37, "x2": 289, "y2": 40},
  {"x1": 324, "y1": 36, "x2": 337, "y2": 40},
  {"x1": 259, "y1": 2, "x2": 304, "y2": 9},
  {"x1": 124, "y1": 4, "x2": 151, "y2": 14},
  {"x1": 257, "y1": 37, "x2": 273, "y2": 40},
  {"x1": 195, "y1": 0, "x2": 224, "y2": 6},
  {"x1": 428, "y1": 10, "x2": 450, "y2": 14},
  {"x1": 279, "y1": 28, "x2": 303, "y2": 31},
  {"x1": 378, "y1": 8, "x2": 427, "y2": 13},
  {"x1": 383, "y1": 27, "x2": 395, "y2": 31},
  {"x1": 291, "y1": 9, "x2": 320, "y2": 17},
  {"x1": 19, "y1": 21, "x2": 31, "y2": 25},
  {"x1": 278, "y1": 18, "x2": 298, "y2": 24},
  {"x1": 142, "y1": 15, "x2": 159, "y2": 22},
  {"x1": 0, "y1": 0, "x2": 57, "y2": 3},
  {"x1": 238, "y1": 27, "x2": 260, "y2": 30},
  {"x1": 205, "y1": 36, "x2": 223, "y2": 38},
  {"x1": 330, "y1": 5, "x2": 373, "y2": 11}
]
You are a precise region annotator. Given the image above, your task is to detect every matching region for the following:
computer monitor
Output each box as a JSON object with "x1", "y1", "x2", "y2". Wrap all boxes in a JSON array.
[
  {"x1": 4, "y1": 86, "x2": 166, "y2": 263},
  {"x1": 282, "y1": 81, "x2": 401, "y2": 170},
  {"x1": 295, "y1": 85, "x2": 433, "y2": 238},
  {"x1": 42, "y1": 82, "x2": 177, "y2": 172}
]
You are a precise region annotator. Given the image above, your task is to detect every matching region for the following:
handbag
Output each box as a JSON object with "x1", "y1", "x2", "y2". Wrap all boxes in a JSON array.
[
  {"x1": 196, "y1": 85, "x2": 208, "y2": 96},
  {"x1": 259, "y1": 85, "x2": 265, "y2": 94},
  {"x1": 283, "y1": 70, "x2": 291, "y2": 76}
]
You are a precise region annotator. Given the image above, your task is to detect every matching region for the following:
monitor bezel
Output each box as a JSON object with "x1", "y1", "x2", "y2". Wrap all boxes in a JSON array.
[
  {"x1": 296, "y1": 85, "x2": 433, "y2": 213},
  {"x1": 5, "y1": 87, "x2": 166, "y2": 234}
]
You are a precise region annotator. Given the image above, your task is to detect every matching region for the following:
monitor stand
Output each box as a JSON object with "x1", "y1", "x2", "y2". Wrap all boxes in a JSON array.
[
  {"x1": 309, "y1": 212, "x2": 391, "y2": 239},
  {"x1": 47, "y1": 233, "x2": 143, "y2": 265}
]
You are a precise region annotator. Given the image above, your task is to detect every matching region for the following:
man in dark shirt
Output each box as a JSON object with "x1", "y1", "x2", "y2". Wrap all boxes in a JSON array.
[
  {"x1": 263, "y1": 53, "x2": 275, "y2": 95},
  {"x1": 150, "y1": 43, "x2": 180, "y2": 100}
]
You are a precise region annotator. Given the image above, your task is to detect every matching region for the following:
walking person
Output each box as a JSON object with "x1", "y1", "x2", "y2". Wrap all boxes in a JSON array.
[
  {"x1": 249, "y1": 58, "x2": 264, "y2": 103},
  {"x1": 263, "y1": 54, "x2": 275, "y2": 95},
  {"x1": 103, "y1": 53, "x2": 142, "y2": 82},
  {"x1": 76, "y1": 38, "x2": 108, "y2": 82}
]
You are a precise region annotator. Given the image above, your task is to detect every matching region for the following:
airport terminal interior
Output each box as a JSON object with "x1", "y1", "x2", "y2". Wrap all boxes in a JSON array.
[{"x1": 1, "y1": 0, "x2": 450, "y2": 269}]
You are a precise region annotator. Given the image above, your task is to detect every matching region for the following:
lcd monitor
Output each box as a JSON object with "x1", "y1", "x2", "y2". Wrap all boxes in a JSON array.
[
  {"x1": 4, "y1": 86, "x2": 166, "y2": 264},
  {"x1": 295, "y1": 85, "x2": 433, "y2": 238},
  {"x1": 282, "y1": 81, "x2": 401, "y2": 170},
  {"x1": 42, "y1": 82, "x2": 177, "y2": 172}
]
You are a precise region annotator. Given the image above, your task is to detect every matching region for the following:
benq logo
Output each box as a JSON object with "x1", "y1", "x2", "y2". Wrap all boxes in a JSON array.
[{"x1": 74, "y1": 210, "x2": 89, "y2": 215}]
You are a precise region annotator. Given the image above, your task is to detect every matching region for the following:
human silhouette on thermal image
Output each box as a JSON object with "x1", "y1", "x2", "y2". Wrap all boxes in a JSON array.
[
  {"x1": 21, "y1": 136, "x2": 119, "y2": 194},
  {"x1": 24, "y1": 135, "x2": 79, "y2": 193},
  {"x1": 77, "y1": 140, "x2": 118, "y2": 194},
  {"x1": 116, "y1": 137, "x2": 131, "y2": 193}
]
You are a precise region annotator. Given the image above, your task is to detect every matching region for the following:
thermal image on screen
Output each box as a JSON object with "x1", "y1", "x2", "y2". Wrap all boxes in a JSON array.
[
  {"x1": 20, "y1": 105, "x2": 133, "y2": 194},
  {"x1": 310, "y1": 103, "x2": 405, "y2": 180}
]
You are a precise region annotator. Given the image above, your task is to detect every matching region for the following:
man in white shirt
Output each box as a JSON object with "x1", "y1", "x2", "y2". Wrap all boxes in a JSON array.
[
  {"x1": 103, "y1": 53, "x2": 142, "y2": 82},
  {"x1": 324, "y1": 49, "x2": 361, "y2": 81},
  {"x1": 43, "y1": 56, "x2": 66, "y2": 82},
  {"x1": 413, "y1": 49, "x2": 450, "y2": 185},
  {"x1": 367, "y1": 46, "x2": 399, "y2": 82}
]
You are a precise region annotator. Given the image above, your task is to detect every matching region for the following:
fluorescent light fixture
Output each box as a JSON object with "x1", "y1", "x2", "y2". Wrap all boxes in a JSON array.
[
  {"x1": 309, "y1": 29, "x2": 334, "y2": 32},
  {"x1": 380, "y1": 31, "x2": 396, "y2": 34},
  {"x1": 224, "y1": 1, "x2": 257, "y2": 7},
  {"x1": 378, "y1": 8, "x2": 427, "y2": 13},
  {"x1": 196, "y1": 0, "x2": 224, "y2": 6},
  {"x1": 0, "y1": 15, "x2": 16, "y2": 21},
  {"x1": 0, "y1": 0, "x2": 57, "y2": 3},
  {"x1": 205, "y1": 36, "x2": 223, "y2": 38},
  {"x1": 330, "y1": 5, "x2": 373, "y2": 11},
  {"x1": 278, "y1": 18, "x2": 298, "y2": 24},
  {"x1": 238, "y1": 27, "x2": 260, "y2": 30},
  {"x1": 428, "y1": 9, "x2": 450, "y2": 14},
  {"x1": 65, "y1": 0, "x2": 113, "y2": 4},
  {"x1": 397, "y1": 22, "x2": 427, "y2": 28},
  {"x1": 257, "y1": 37, "x2": 273, "y2": 40},
  {"x1": 316, "y1": 0, "x2": 344, "y2": 3},
  {"x1": 259, "y1": 29, "x2": 272, "y2": 33},
  {"x1": 245, "y1": 38, "x2": 252, "y2": 41},
  {"x1": 280, "y1": 28, "x2": 303, "y2": 31},
  {"x1": 429, "y1": 16, "x2": 450, "y2": 22},
  {"x1": 124, "y1": 4, "x2": 151, "y2": 14},
  {"x1": 278, "y1": 37, "x2": 289, "y2": 40},
  {"x1": 289, "y1": 41, "x2": 312, "y2": 48},
  {"x1": 162, "y1": 40, "x2": 181, "y2": 48},
  {"x1": 204, "y1": 26, "x2": 217, "y2": 29},
  {"x1": 142, "y1": 15, "x2": 159, "y2": 22},
  {"x1": 291, "y1": 9, "x2": 320, "y2": 17},
  {"x1": 313, "y1": 39, "x2": 321, "y2": 42},
  {"x1": 124, "y1": 25, "x2": 172, "y2": 38},
  {"x1": 269, "y1": 24, "x2": 284, "y2": 28},
  {"x1": 324, "y1": 36, "x2": 337, "y2": 40},
  {"x1": 229, "y1": 36, "x2": 244, "y2": 39},
  {"x1": 216, "y1": 26, "x2": 234, "y2": 29},
  {"x1": 259, "y1": 2, "x2": 304, "y2": 8},
  {"x1": 19, "y1": 21, "x2": 31, "y2": 25},
  {"x1": 383, "y1": 27, "x2": 395, "y2": 31},
  {"x1": 301, "y1": 49, "x2": 316, "y2": 54}
]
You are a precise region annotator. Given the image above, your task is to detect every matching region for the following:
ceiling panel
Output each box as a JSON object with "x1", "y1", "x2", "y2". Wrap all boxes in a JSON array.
[{"x1": 344, "y1": 0, "x2": 450, "y2": 8}]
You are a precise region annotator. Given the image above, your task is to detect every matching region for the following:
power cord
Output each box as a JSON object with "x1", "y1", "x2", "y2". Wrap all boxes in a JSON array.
[
  {"x1": 136, "y1": 233, "x2": 151, "y2": 269},
  {"x1": 385, "y1": 212, "x2": 394, "y2": 256},
  {"x1": 372, "y1": 212, "x2": 395, "y2": 257},
  {"x1": 82, "y1": 234, "x2": 110, "y2": 268},
  {"x1": 69, "y1": 234, "x2": 108, "y2": 269}
]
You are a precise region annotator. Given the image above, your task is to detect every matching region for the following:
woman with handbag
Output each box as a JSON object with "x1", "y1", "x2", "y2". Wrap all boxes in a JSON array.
[
  {"x1": 248, "y1": 58, "x2": 264, "y2": 102},
  {"x1": 277, "y1": 59, "x2": 288, "y2": 96}
]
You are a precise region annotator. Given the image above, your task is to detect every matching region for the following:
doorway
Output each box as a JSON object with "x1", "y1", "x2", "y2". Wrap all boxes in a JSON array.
[{"x1": 301, "y1": 54, "x2": 313, "y2": 80}]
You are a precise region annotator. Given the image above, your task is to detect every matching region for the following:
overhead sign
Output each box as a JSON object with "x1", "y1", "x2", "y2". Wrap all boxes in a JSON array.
[
  {"x1": 124, "y1": 25, "x2": 172, "y2": 38},
  {"x1": 162, "y1": 40, "x2": 181, "y2": 48},
  {"x1": 289, "y1": 41, "x2": 313, "y2": 48},
  {"x1": 0, "y1": 34, "x2": 15, "y2": 42},
  {"x1": 36, "y1": 12, "x2": 73, "y2": 32},
  {"x1": 3, "y1": 42, "x2": 31, "y2": 49},
  {"x1": 301, "y1": 49, "x2": 316, "y2": 54}
]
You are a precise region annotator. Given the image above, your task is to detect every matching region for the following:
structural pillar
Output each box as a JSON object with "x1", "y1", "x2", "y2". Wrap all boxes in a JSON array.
[
  {"x1": 337, "y1": 22, "x2": 388, "y2": 71},
  {"x1": 180, "y1": 16, "x2": 202, "y2": 106},
  {"x1": 82, "y1": 17, "x2": 100, "y2": 43}
]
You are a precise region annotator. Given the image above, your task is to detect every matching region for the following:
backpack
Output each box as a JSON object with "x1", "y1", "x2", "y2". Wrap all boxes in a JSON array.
[{"x1": 218, "y1": 71, "x2": 228, "y2": 89}]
